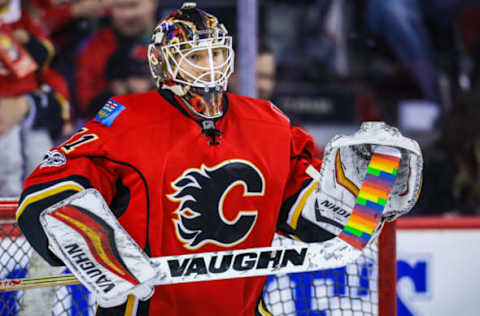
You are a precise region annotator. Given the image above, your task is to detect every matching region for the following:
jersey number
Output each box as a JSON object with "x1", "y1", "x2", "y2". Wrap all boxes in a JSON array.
[{"x1": 61, "y1": 128, "x2": 98, "y2": 153}]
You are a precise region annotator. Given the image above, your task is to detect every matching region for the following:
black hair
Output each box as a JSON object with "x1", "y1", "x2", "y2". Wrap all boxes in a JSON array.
[
  {"x1": 106, "y1": 45, "x2": 150, "y2": 81},
  {"x1": 258, "y1": 38, "x2": 273, "y2": 56}
]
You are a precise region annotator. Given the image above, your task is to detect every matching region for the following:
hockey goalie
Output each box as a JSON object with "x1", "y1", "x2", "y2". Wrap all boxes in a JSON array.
[{"x1": 15, "y1": 2, "x2": 422, "y2": 316}]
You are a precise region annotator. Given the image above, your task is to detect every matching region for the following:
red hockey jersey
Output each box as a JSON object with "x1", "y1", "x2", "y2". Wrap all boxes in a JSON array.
[{"x1": 17, "y1": 90, "x2": 322, "y2": 315}]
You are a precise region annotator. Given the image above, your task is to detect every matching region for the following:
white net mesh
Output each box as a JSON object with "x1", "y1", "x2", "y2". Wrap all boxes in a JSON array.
[{"x1": 263, "y1": 236, "x2": 379, "y2": 316}]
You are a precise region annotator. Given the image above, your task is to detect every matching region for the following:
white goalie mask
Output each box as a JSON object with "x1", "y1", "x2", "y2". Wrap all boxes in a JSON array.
[{"x1": 147, "y1": 3, "x2": 234, "y2": 119}]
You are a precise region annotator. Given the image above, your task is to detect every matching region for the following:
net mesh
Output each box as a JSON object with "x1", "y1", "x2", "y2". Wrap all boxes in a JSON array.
[
  {"x1": 0, "y1": 200, "x2": 392, "y2": 316},
  {"x1": 263, "y1": 238, "x2": 378, "y2": 316}
]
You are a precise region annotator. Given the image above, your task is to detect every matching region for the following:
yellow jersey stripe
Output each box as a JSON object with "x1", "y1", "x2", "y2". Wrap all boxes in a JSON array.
[
  {"x1": 288, "y1": 181, "x2": 318, "y2": 230},
  {"x1": 258, "y1": 298, "x2": 272, "y2": 316},
  {"x1": 38, "y1": 38, "x2": 55, "y2": 68},
  {"x1": 124, "y1": 295, "x2": 138, "y2": 316},
  {"x1": 16, "y1": 182, "x2": 84, "y2": 220}
]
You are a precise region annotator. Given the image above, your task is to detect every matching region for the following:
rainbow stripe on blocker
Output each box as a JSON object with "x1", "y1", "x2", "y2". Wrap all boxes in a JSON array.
[{"x1": 339, "y1": 146, "x2": 401, "y2": 250}]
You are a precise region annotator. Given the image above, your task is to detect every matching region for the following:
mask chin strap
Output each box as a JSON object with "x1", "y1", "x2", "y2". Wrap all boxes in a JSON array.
[{"x1": 201, "y1": 120, "x2": 222, "y2": 145}]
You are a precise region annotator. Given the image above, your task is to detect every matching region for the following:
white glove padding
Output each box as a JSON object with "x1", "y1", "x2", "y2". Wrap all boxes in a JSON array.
[
  {"x1": 39, "y1": 189, "x2": 161, "y2": 308},
  {"x1": 306, "y1": 122, "x2": 422, "y2": 231}
]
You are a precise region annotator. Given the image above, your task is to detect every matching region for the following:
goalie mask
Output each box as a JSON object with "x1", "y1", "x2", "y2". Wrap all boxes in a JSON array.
[{"x1": 148, "y1": 2, "x2": 234, "y2": 119}]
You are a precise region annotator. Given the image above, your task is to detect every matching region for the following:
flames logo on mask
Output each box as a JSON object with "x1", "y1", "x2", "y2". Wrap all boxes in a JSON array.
[{"x1": 169, "y1": 160, "x2": 265, "y2": 249}]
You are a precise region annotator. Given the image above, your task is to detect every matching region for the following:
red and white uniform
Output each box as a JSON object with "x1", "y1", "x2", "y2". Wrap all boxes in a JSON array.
[{"x1": 17, "y1": 90, "x2": 324, "y2": 315}]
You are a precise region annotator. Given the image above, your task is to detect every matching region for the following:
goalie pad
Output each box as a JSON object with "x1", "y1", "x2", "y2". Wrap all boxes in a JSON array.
[
  {"x1": 301, "y1": 122, "x2": 422, "y2": 239},
  {"x1": 39, "y1": 189, "x2": 160, "y2": 308}
]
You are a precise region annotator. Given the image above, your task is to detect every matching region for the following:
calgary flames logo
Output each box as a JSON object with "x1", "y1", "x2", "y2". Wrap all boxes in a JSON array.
[{"x1": 169, "y1": 160, "x2": 265, "y2": 250}]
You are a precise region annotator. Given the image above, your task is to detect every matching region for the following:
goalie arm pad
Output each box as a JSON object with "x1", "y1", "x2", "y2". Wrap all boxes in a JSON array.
[{"x1": 39, "y1": 189, "x2": 160, "y2": 308}]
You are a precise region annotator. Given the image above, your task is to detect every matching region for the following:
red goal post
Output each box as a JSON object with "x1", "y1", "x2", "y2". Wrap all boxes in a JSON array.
[{"x1": 0, "y1": 199, "x2": 397, "y2": 316}]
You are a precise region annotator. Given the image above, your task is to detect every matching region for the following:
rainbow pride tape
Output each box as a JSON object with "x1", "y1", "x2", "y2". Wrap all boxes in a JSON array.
[{"x1": 339, "y1": 146, "x2": 401, "y2": 250}]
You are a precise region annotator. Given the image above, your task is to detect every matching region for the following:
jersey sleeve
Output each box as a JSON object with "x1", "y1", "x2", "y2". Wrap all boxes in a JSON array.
[
  {"x1": 16, "y1": 121, "x2": 118, "y2": 265},
  {"x1": 276, "y1": 126, "x2": 334, "y2": 242}
]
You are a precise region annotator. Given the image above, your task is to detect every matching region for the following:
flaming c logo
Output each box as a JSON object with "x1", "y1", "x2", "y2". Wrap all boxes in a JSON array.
[{"x1": 169, "y1": 160, "x2": 265, "y2": 250}]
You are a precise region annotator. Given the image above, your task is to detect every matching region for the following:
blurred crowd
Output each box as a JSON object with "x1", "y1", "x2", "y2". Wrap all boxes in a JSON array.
[
  {"x1": 1, "y1": 0, "x2": 480, "y2": 216},
  {"x1": 0, "y1": 0, "x2": 156, "y2": 197}
]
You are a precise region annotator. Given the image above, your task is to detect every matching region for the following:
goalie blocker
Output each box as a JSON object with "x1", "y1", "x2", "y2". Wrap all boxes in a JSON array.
[{"x1": 40, "y1": 189, "x2": 160, "y2": 308}]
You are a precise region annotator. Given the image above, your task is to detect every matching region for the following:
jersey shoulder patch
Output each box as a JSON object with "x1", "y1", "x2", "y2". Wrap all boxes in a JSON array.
[{"x1": 94, "y1": 99, "x2": 126, "y2": 127}]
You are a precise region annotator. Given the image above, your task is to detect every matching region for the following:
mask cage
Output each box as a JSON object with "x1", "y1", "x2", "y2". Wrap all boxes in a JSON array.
[{"x1": 161, "y1": 36, "x2": 234, "y2": 90}]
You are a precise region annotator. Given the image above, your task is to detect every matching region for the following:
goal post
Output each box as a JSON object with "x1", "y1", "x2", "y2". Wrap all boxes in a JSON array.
[
  {"x1": 0, "y1": 199, "x2": 396, "y2": 315},
  {"x1": 378, "y1": 221, "x2": 397, "y2": 316}
]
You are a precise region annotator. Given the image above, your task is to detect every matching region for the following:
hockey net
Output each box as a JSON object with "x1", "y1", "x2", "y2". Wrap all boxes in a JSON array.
[{"x1": 0, "y1": 199, "x2": 396, "y2": 316}]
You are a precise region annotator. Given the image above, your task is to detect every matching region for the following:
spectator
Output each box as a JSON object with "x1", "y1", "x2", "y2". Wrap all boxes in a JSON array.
[
  {"x1": 229, "y1": 40, "x2": 327, "y2": 158},
  {"x1": 364, "y1": 0, "x2": 480, "y2": 109},
  {"x1": 415, "y1": 86, "x2": 480, "y2": 215},
  {"x1": 229, "y1": 41, "x2": 277, "y2": 101},
  {"x1": 444, "y1": 89, "x2": 480, "y2": 215},
  {"x1": 87, "y1": 46, "x2": 154, "y2": 116},
  {"x1": 29, "y1": 0, "x2": 112, "y2": 110},
  {"x1": 30, "y1": 0, "x2": 110, "y2": 35},
  {"x1": 75, "y1": 0, "x2": 158, "y2": 119},
  {"x1": 358, "y1": 0, "x2": 480, "y2": 140},
  {"x1": 457, "y1": 4, "x2": 480, "y2": 86},
  {"x1": 0, "y1": 0, "x2": 71, "y2": 196},
  {"x1": 364, "y1": 0, "x2": 438, "y2": 106},
  {"x1": 256, "y1": 41, "x2": 277, "y2": 101}
]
